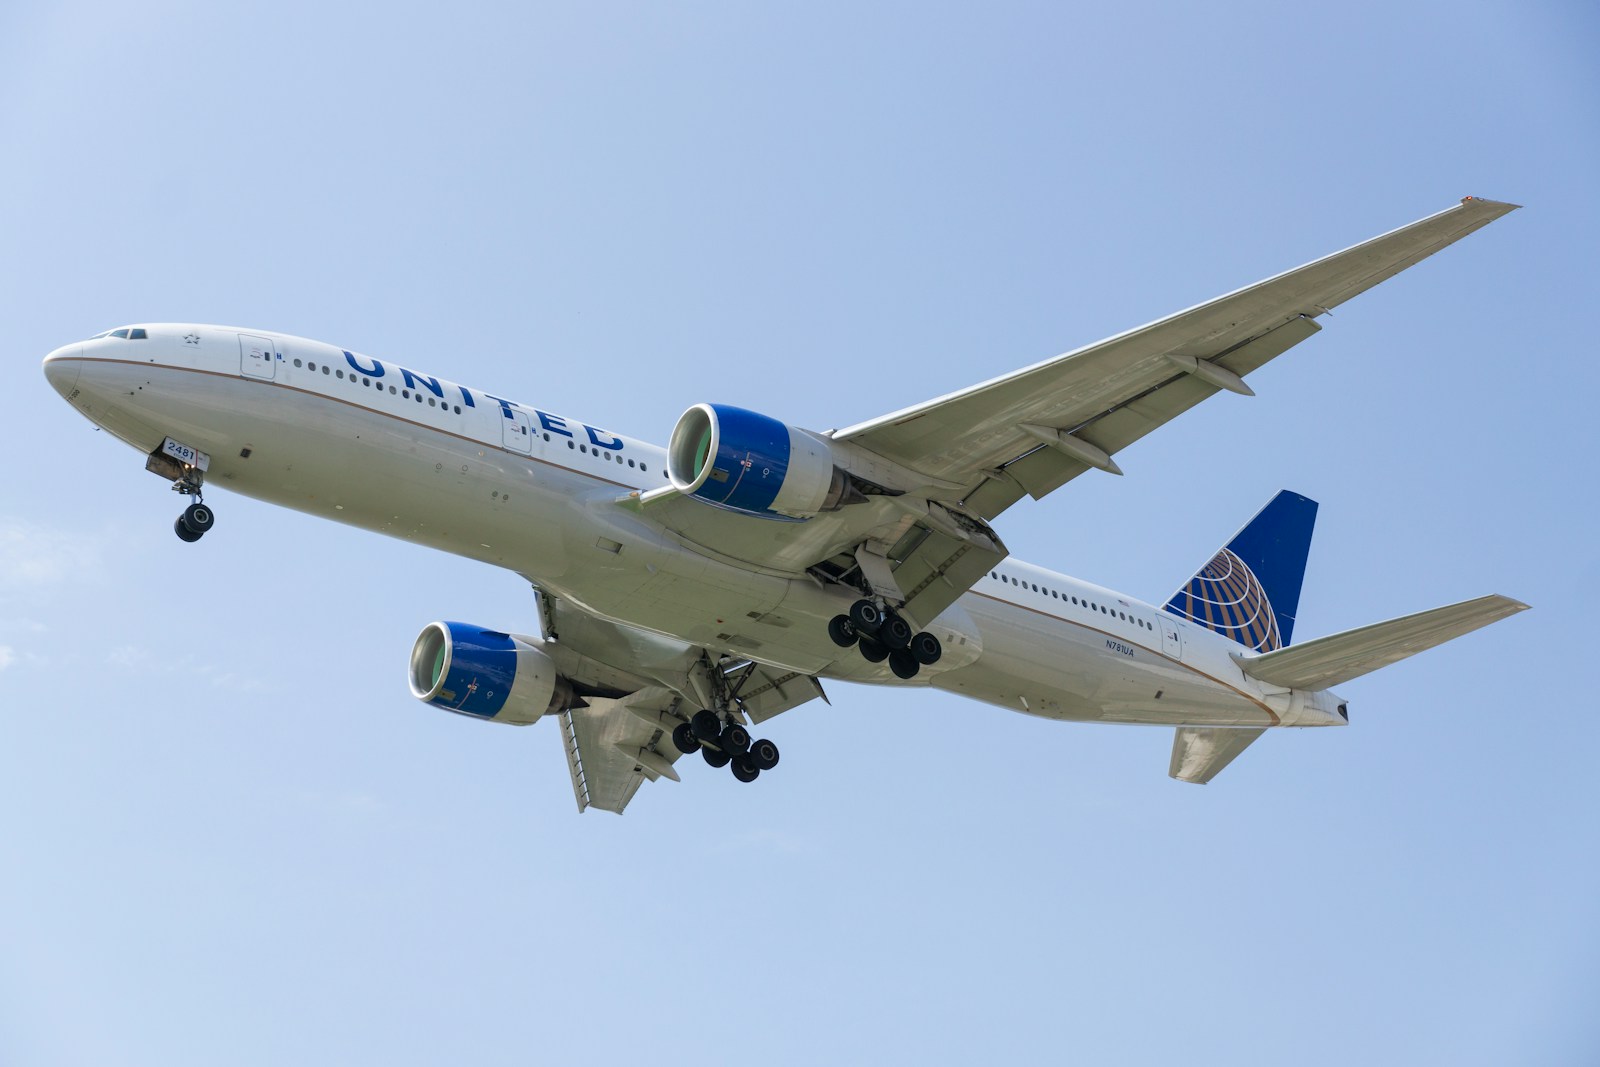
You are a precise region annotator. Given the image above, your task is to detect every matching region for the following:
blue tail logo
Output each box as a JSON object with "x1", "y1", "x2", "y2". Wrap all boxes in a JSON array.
[{"x1": 1164, "y1": 491, "x2": 1318, "y2": 652}]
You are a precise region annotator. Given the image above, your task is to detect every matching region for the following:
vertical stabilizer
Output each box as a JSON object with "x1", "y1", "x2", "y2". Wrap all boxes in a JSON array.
[{"x1": 1164, "y1": 491, "x2": 1318, "y2": 651}]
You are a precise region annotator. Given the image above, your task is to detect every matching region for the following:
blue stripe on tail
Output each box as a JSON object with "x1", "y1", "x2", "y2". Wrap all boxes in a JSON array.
[{"x1": 1164, "y1": 491, "x2": 1318, "y2": 650}]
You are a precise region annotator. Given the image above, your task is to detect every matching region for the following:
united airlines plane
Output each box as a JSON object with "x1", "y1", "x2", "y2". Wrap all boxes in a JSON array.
[{"x1": 42, "y1": 197, "x2": 1527, "y2": 813}]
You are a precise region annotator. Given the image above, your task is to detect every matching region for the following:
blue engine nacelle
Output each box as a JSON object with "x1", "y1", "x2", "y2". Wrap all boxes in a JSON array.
[
  {"x1": 667, "y1": 403, "x2": 854, "y2": 520},
  {"x1": 408, "y1": 621, "x2": 575, "y2": 726}
]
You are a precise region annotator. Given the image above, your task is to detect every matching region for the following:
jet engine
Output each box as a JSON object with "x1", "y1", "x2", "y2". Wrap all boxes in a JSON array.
[
  {"x1": 667, "y1": 403, "x2": 859, "y2": 520},
  {"x1": 408, "y1": 621, "x2": 576, "y2": 725}
]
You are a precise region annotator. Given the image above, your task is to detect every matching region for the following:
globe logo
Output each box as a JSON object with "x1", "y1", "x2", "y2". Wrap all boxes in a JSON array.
[{"x1": 1169, "y1": 548, "x2": 1282, "y2": 652}]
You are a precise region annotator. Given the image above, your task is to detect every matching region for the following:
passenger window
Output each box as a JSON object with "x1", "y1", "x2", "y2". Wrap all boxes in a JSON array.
[
  {"x1": 308, "y1": 362, "x2": 317, "y2": 371},
  {"x1": 293, "y1": 359, "x2": 303, "y2": 368}
]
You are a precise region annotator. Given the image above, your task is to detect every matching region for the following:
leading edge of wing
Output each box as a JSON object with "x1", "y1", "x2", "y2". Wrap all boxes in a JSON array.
[{"x1": 831, "y1": 197, "x2": 1519, "y2": 447}]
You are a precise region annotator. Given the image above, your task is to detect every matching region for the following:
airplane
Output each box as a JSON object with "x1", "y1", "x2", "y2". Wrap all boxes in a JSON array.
[{"x1": 41, "y1": 196, "x2": 1528, "y2": 813}]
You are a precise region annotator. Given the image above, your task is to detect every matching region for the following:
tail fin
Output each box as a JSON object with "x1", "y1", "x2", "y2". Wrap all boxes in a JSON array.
[{"x1": 1165, "y1": 490, "x2": 1318, "y2": 651}]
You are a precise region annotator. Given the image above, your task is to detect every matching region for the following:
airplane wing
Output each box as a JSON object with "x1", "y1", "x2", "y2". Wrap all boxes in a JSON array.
[
  {"x1": 834, "y1": 197, "x2": 1520, "y2": 521},
  {"x1": 628, "y1": 198, "x2": 1517, "y2": 629},
  {"x1": 535, "y1": 589, "x2": 824, "y2": 813},
  {"x1": 557, "y1": 688, "x2": 688, "y2": 815}
]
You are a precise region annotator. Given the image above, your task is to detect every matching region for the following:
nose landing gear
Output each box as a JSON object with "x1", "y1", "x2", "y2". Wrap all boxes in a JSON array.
[
  {"x1": 829, "y1": 599, "x2": 942, "y2": 678},
  {"x1": 147, "y1": 438, "x2": 216, "y2": 543}
]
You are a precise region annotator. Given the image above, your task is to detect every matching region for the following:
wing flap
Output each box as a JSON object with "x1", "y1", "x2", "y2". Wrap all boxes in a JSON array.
[
  {"x1": 1169, "y1": 727, "x2": 1267, "y2": 784},
  {"x1": 1233, "y1": 595, "x2": 1529, "y2": 691}
]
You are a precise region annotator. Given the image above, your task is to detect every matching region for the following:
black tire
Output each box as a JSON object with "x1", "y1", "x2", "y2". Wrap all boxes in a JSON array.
[
  {"x1": 858, "y1": 637, "x2": 889, "y2": 663},
  {"x1": 910, "y1": 631, "x2": 943, "y2": 666},
  {"x1": 671, "y1": 722, "x2": 700, "y2": 754},
  {"x1": 848, "y1": 599, "x2": 883, "y2": 635},
  {"x1": 174, "y1": 517, "x2": 202, "y2": 542},
  {"x1": 827, "y1": 614, "x2": 858, "y2": 648},
  {"x1": 720, "y1": 722, "x2": 751, "y2": 755},
  {"x1": 181, "y1": 502, "x2": 215, "y2": 534},
  {"x1": 691, "y1": 708, "x2": 722, "y2": 743},
  {"x1": 749, "y1": 738, "x2": 780, "y2": 771},
  {"x1": 888, "y1": 649, "x2": 919, "y2": 680},
  {"x1": 880, "y1": 615, "x2": 913, "y2": 650},
  {"x1": 731, "y1": 759, "x2": 760, "y2": 783},
  {"x1": 702, "y1": 747, "x2": 732, "y2": 769}
]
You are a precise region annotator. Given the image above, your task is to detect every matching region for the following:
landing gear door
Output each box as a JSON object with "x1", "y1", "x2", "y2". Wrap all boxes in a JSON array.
[
  {"x1": 239, "y1": 334, "x2": 276, "y2": 380},
  {"x1": 1159, "y1": 617, "x2": 1182, "y2": 660},
  {"x1": 502, "y1": 407, "x2": 532, "y2": 453}
]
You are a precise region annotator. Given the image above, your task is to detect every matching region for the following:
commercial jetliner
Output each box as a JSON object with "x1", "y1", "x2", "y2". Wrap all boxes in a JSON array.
[{"x1": 42, "y1": 197, "x2": 1528, "y2": 813}]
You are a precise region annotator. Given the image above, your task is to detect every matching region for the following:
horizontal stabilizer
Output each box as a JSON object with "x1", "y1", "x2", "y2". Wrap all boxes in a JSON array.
[
  {"x1": 1170, "y1": 727, "x2": 1266, "y2": 784},
  {"x1": 1232, "y1": 594, "x2": 1529, "y2": 691}
]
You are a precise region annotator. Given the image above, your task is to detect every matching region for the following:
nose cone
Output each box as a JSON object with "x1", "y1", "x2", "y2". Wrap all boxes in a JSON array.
[{"x1": 42, "y1": 343, "x2": 82, "y2": 397}]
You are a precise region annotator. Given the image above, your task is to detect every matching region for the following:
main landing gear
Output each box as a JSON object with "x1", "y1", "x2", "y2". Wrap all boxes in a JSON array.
[
  {"x1": 828, "y1": 599, "x2": 942, "y2": 679},
  {"x1": 669, "y1": 708, "x2": 781, "y2": 784}
]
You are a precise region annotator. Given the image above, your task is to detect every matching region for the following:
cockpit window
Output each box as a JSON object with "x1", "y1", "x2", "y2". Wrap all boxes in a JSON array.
[
  {"x1": 129, "y1": 328, "x2": 147, "y2": 339},
  {"x1": 91, "y1": 327, "x2": 148, "y2": 340},
  {"x1": 109, "y1": 329, "x2": 130, "y2": 338}
]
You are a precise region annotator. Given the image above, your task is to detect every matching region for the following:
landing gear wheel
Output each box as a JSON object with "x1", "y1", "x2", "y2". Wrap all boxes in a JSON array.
[
  {"x1": 910, "y1": 631, "x2": 943, "y2": 665},
  {"x1": 181, "y1": 502, "x2": 215, "y2": 535},
  {"x1": 888, "y1": 649, "x2": 920, "y2": 680},
  {"x1": 691, "y1": 709, "x2": 722, "y2": 743},
  {"x1": 848, "y1": 599, "x2": 883, "y2": 635},
  {"x1": 730, "y1": 758, "x2": 760, "y2": 783},
  {"x1": 671, "y1": 722, "x2": 700, "y2": 754},
  {"x1": 720, "y1": 722, "x2": 751, "y2": 756},
  {"x1": 749, "y1": 738, "x2": 780, "y2": 771},
  {"x1": 858, "y1": 637, "x2": 889, "y2": 663},
  {"x1": 880, "y1": 615, "x2": 913, "y2": 650},
  {"x1": 173, "y1": 517, "x2": 202, "y2": 542},
  {"x1": 702, "y1": 747, "x2": 732, "y2": 769},
  {"x1": 828, "y1": 614, "x2": 859, "y2": 648}
]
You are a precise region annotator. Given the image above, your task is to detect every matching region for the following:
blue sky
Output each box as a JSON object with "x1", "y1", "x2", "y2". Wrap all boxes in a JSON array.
[{"x1": 3, "y1": 2, "x2": 1596, "y2": 1063}]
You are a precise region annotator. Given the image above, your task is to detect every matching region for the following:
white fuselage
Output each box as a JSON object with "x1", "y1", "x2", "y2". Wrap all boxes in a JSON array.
[{"x1": 42, "y1": 324, "x2": 1347, "y2": 733}]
